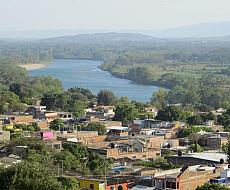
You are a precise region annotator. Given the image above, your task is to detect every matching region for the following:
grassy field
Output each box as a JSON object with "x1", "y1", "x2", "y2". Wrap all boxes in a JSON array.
[
  {"x1": 112, "y1": 62, "x2": 228, "y2": 78},
  {"x1": 105, "y1": 60, "x2": 230, "y2": 89}
]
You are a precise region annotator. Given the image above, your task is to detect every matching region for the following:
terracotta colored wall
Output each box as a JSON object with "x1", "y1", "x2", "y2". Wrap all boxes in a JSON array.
[
  {"x1": 37, "y1": 121, "x2": 48, "y2": 129},
  {"x1": 106, "y1": 183, "x2": 128, "y2": 190},
  {"x1": 13, "y1": 115, "x2": 34, "y2": 124},
  {"x1": 178, "y1": 167, "x2": 223, "y2": 190},
  {"x1": 148, "y1": 136, "x2": 165, "y2": 149}
]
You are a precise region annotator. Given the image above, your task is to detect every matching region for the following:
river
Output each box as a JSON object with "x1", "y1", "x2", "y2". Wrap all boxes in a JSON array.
[{"x1": 29, "y1": 59, "x2": 159, "y2": 102}]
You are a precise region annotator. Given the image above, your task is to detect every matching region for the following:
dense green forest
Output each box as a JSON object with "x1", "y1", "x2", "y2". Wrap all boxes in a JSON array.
[
  {"x1": 0, "y1": 137, "x2": 112, "y2": 189},
  {"x1": 0, "y1": 33, "x2": 230, "y2": 109},
  {"x1": 0, "y1": 40, "x2": 52, "y2": 64}
]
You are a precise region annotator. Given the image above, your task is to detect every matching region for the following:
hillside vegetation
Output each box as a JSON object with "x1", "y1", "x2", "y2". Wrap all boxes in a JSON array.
[{"x1": 0, "y1": 33, "x2": 230, "y2": 108}]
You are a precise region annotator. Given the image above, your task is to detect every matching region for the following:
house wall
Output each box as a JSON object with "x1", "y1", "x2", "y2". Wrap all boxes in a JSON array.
[
  {"x1": 41, "y1": 131, "x2": 54, "y2": 140},
  {"x1": 27, "y1": 106, "x2": 46, "y2": 119},
  {"x1": 102, "y1": 121, "x2": 122, "y2": 127},
  {"x1": 147, "y1": 136, "x2": 165, "y2": 150},
  {"x1": 154, "y1": 179, "x2": 167, "y2": 189},
  {"x1": 206, "y1": 137, "x2": 228, "y2": 150},
  {"x1": 85, "y1": 116, "x2": 100, "y2": 122},
  {"x1": 87, "y1": 147, "x2": 116, "y2": 157},
  {"x1": 132, "y1": 140, "x2": 146, "y2": 152},
  {"x1": 140, "y1": 129, "x2": 155, "y2": 136},
  {"x1": 136, "y1": 168, "x2": 159, "y2": 176},
  {"x1": 45, "y1": 112, "x2": 58, "y2": 123},
  {"x1": 77, "y1": 178, "x2": 105, "y2": 190},
  {"x1": 45, "y1": 140, "x2": 62, "y2": 151},
  {"x1": 74, "y1": 131, "x2": 99, "y2": 139},
  {"x1": 106, "y1": 183, "x2": 128, "y2": 190},
  {"x1": 11, "y1": 115, "x2": 34, "y2": 124},
  {"x1": 154, "y1": 166, "x2": 224, "y2": 190},
  {"x1": 82, "y1": 135, "x2": 107, "y2": 145},
  {"x1": 168, "y1": 139, "x2": 180, "y2": 147},
  {"x1": 88, "y1": 146, "x2": 160, "y2": 160},
  {"x1": 0, "y1": 131, "x2": 10, "y2": 142},
  {"x1": 117, "y1": 150, "x2": 160, "y2": 160},
  {"x1": 57, "y1": 131, "x2": 99, "y2": 144},
  {"x1": 178, "y1": 167, "x2": 223, "y2": 190},
  {"x1": 37, "y1": 121, "x2": 48, "y2": 129},
  {"x1": 164, "y1": 132, "x2": 172, "y2": 139},
  {"x1": 167, "y1": 156, "x2": 223, "y2": 166},
  {"x1": 107, "y1": 148, "x2": 120, "y2": 158}
]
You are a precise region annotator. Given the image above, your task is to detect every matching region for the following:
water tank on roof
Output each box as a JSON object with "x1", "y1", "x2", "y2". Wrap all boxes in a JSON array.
[{"x1": 110, "y1": 143, "x2": 118, "y2": 148}]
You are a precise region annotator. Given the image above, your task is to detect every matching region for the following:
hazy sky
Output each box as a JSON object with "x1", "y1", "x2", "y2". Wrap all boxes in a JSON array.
[{"x1": 1, "y1": 0, "x2": 230, "y2": 31}]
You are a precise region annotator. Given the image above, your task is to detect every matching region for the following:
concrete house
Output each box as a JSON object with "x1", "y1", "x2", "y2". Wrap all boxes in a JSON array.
[
  {"x1": 167, "y1": 152, "x2": 227, "y2": 166},
  {"x1": 153, "y1": 165, "x2": 225, "y2": 190},
  {"x1": 27, "y1": 105, "x2": 46, "y2": 119},
  {"x1": 0, "y1": 130, "x2": 10, "y2": 142}
]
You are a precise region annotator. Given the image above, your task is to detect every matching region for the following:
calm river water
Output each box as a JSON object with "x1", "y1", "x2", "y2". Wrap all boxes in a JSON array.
[{"x1": 29, "y1": 59, "x2": 159, "y2": 102}]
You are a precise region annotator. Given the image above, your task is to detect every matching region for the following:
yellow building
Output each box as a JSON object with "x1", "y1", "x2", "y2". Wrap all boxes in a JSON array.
[
  {"x1": 3, "y1": 124, "x2": 14, "y2": 131},
  {"x1": 77, "y1": 177, "x2": 106, "y2": 190}
]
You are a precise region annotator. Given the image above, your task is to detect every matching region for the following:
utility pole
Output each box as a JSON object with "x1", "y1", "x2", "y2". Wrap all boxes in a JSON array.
[
  {"x1": 57, "y1": 163, "x2": 60, "y2": 177},
  {"x1": 61, "y1": 160, "x2": 64, "y2": 174}
]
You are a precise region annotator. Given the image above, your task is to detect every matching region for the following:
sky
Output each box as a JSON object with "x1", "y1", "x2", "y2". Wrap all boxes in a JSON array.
[{"x1": 0, "y1": 0, "x2": 230, "y2": 32}]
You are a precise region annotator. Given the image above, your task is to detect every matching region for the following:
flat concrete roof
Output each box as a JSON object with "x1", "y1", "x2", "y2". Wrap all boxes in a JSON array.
[
  {"x1": 189, "y1": 152, "x2": 227, "y2": 162},
  {"x1": 172, "y1": 152, "x2": 227, "y2": 162},
  {"x1": 107, "y1": 126, "x2": 128, "y2": 131},
  {"x1": 131, "y1": 185, "x2": 154, "y2": 190}
]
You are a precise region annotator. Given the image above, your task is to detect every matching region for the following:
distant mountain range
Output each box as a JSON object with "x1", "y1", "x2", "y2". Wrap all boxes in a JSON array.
[
  {"x1": 1, "y1": 21, "x2": 230, "y2": 39},
  {"x1": 149, "y1": 21, "x2": 230, "y2": 38},
  {"x1": 42, "y1": 32, "x2": 162, "y2": 44},
  {"x1": 42, "y1": 33, "x2": 230, "y2": 46}
]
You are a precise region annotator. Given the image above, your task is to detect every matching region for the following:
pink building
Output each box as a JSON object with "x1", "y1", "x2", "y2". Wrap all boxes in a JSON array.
[{"x1": 40, "y1": 131, "x2": 54, "y2": 140}]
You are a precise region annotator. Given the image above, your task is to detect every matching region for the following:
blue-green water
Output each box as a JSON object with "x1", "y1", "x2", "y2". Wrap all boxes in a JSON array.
[{"x1": 29, "y1": 59, "x2": 159, "y2": 102}]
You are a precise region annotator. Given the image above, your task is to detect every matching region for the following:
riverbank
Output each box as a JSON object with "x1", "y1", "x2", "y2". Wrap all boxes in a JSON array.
[
  {"x1": 19, "y1": 63, "x2": 49, "y2": 70},
  {"x1": 29, "y1": 59, "x2": 159, "y2": 102},
  {"x1": 100, "y1": 66, "x2": 171, "y2": 89}
]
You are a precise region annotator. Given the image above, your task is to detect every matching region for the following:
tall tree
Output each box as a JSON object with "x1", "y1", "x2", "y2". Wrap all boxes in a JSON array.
[
  {"x1": 187, "y1": 115, "x2": 203, "y2": 126},
  {"x1": 70, "y1": 100, "x2": 87, "y2": 118},
  {"x1": 0, "y1": 162, "x2": 63, "y2": 190},
  {"x1": 84, "y1": 122, "x2": 106, "y2": 135},
  {"x1": 196, "y1": 183, "x2": 229, "y2": 190},
  {"x1": 113, "y1": 98, "x2": 138, "y2": 122},
  {"x1": 50, "y1": 119, "x2": 65, "y2": 131},
  {"x1": 0, "y1": 91, "x2": 26, "y2": 113},
  {"x1": 57, "y1": 176, "x2": 79, "y2": 190},
  {"x1": 97, "y1": 89, "x2": 117, "y2": 106},
  {"x1": 151, "y1": 88, "x2": 168, "y2": 109},
  {"x1": 155, "y1": 106, "x2": 185, "y2": 121},
  {"x1": 54, "y1": 151, "x2": 79, "y2": 171}
]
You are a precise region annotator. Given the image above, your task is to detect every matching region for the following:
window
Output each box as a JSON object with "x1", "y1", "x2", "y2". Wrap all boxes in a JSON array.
[
  {"x1": 166, "y1": 181, "x2": 176, "y2": 189},
  {"x1": 90, "y1": 184, "x2": 94, "y2": 189},
  {"x1": 166, "y1": 181, "x2": 171, "y2": 188},
  {"x1": 172, "y1": 182, "x2": 176, "y2": 189},
  {"x1": 118, "y1": 185, "x2": 123, "y2": 190},
  {"x1": 54, "y1": 144, "x2": 61, "y2": 149}
]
